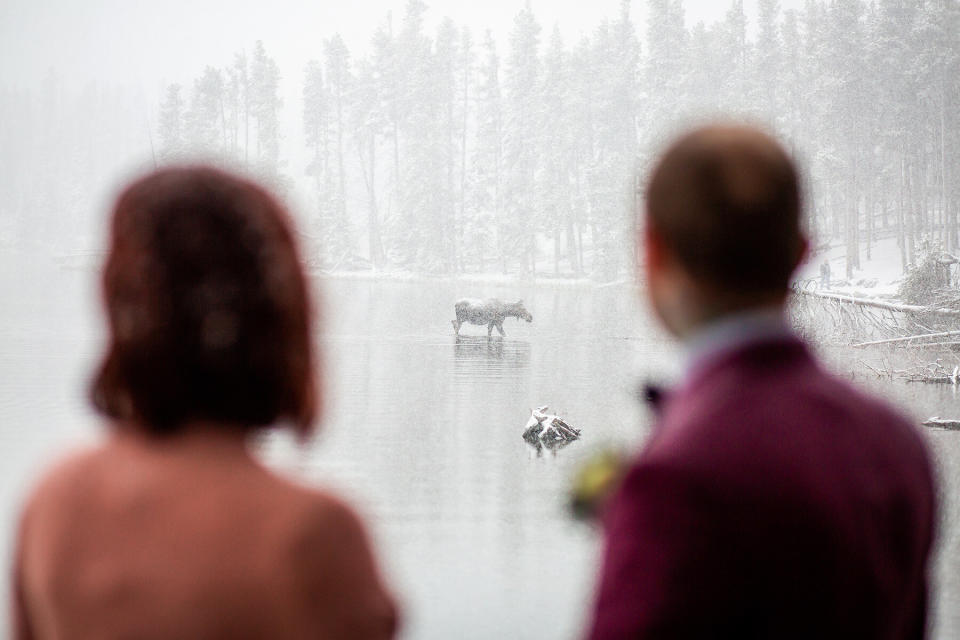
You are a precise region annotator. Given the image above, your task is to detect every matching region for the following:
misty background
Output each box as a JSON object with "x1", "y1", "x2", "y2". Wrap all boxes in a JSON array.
[{"x1": 8, "y1": 0, "x2": 955, "y2": 282}]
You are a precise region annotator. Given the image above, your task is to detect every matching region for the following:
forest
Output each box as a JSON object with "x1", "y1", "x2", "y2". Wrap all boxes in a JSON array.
[{"x1": 3, "y1": 0, "x2": 959, "y2": 282}]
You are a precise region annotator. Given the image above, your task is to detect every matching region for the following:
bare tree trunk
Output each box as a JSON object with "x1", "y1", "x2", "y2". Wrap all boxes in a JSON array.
[
  {"x1": 447, "y1": 95, "x2": 456, "y2": 274},
  {"x1": 244, "y1": 89, "x2": 249, "y2": 167},
  {"x1": 845, "y1": 156, "x2": 860, "y2": 280},
  {"x1": 866, "y1": 177, "x2": 873, "y2": 261},
  {"x1": 899, "y1": 154, "x2": 908, "y2": 272},
  {"x1": 392, "y1": 121, "x2": 401, "y2": 230},
  {"x1": 852, "y1": 155, "x2": 861, "y2": 271},
  {"x1": 495, "y1": 137, "x2": 505, "y2": 275},
  {"x1": 218, "y1": 96, "x2": 228, "y2": 154},
  {"x1": 335, "y1": 91, "x2": 347, "y2": 229},
  {"x1": 906, "y1": 154, "x2": 916, "y2": 267},
  {"x1": 941, "y1": 83, "x2": 951, "y2": 252},
  {"x1": 577, "y1": 223, "x2": 585, "y2": 275},
  {"x1": 566, "y1": 209, "x2": 580, "y2": 276},
  {"x1": 554, "y1": 224, "x2": 561, "y2": 275},
  {"x1": 572, "y1": 153, "x2": 584, "y2": 275},
  {"x1": 460, "y1": 60, "x2": 469, "y2": 274}
]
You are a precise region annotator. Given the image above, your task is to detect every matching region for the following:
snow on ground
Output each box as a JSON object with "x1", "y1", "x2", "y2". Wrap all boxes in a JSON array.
[{"x1": 797, "y1": 234, "x2": 906, "y2": 299}]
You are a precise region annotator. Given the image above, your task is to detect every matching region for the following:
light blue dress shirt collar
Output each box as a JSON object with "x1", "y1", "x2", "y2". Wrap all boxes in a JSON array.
[{"x1": 682, "y1": 307, "x2": 794, "y2": 383}]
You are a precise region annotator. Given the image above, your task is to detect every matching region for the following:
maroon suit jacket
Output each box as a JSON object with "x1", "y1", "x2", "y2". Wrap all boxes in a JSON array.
[{"x1": 589, "y1": 337, "x2": 935, "y2": 639}]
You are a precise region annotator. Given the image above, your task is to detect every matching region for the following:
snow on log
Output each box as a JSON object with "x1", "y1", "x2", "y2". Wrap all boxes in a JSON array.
[{"x1": 523, "y1": 406, "x2": 581, "y2": 449}]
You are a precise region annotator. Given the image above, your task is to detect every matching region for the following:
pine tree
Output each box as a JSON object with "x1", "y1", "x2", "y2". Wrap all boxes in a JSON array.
[
  {"x1": 228, "y1": 51, "x2": 250, "y2": 165},
  {"x1": 539, "y1": 25, "x2": 574, "y2": 275},
  {"x1": 457, "y1": 26, "x2": 474, "y2": 273},
  {"x1": 303, "y1": 59, "x2": 338, "y2": 267},
  {"x1": 389, "y1": 0, "x2": 440, "y2": 269},
  {"x1": 370, "y1": 14, "x2": 403, "y2": 262},
  {"x1": 323, "y1": 34, "x2": 353, "y2": 256},
  {"x1": 502, "y1": 2, "x2": 542, "y2": 276},
  {"x1": 643, "y1": 0, "x2": 687, "y2": 147},
  {"x1": 351, "y1": 57, "x2": 386, "y2": 268},
  {"x1": 467, "y1": 30, "x2": 504, "y2": 272},
  {"x1": 186, "y1": 66, "x2": 225, "y2": 155},
  {"x1": 721, "y1": 0, "x2": 750, "y2": 112},
  {"x1": 826, "y1": 0, "x2": 866, "y2": 277},
  {"x1": 755, "y1": 0, "x2": 782, "y2": 121},
  {"x1": 158, "y1": 84, "x2": 185, "y2": 162},
  {"x1": 435, "y1": 17, "x2": 461, "y2": 272},
  {"x1": 249, "y1": 41, "x2": 283, "y2": 179}
]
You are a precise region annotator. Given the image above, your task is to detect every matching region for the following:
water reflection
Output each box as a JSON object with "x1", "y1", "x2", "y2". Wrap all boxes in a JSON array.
[
  {"x1": 452, "y1": 337, "x2": 530, "y2": 382},
  {"x1": 524, "y1": 436, "x2": 577, "y2": 457}
]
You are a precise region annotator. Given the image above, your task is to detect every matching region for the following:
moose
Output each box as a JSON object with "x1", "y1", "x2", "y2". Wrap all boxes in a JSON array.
[{"x1": 451, "y1": 298, "x2": 532, "y2": 336}]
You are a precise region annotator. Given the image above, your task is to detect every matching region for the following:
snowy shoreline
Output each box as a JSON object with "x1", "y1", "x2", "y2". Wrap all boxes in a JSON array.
[
  {"x1": 310, "y1": 268, "x2": 633, "y2": 289},
  {"x1": 46, "y1": 250, "x2": 632, "y2": 289}
]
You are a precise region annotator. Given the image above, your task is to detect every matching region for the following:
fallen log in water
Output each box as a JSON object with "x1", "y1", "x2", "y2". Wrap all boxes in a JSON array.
[
  {"x1": 860, "y1": 359, "x2": 960, "y2": 385},
  {"x1": 852, "y1": 330, "x2": 960, "y2": 348},
  {"x1": 903, "y1": 374, "x2": 957, "y2": 384},
  {"x1": 922, "y1": 417, "x2": 960, "y2": 431},
  {"x1": 794, "y1": 288, "x2": 960, "y2": 319}
]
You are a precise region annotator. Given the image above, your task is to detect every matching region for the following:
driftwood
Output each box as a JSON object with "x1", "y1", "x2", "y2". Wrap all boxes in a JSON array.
[{"x1": 522, "y1": 406, "x2": 581, "y2": 449}]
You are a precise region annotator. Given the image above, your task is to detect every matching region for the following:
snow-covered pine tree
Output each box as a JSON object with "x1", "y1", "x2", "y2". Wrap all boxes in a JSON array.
[{"x1": 158, "y1": 84, "x2": 185, "y2": 162}]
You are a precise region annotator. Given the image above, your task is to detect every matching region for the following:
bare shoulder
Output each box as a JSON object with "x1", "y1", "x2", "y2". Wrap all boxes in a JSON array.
[
  {"x1": 268, "y1": 478, "x2": 387, "y2": 588},
  {"x1": 267, "y1": 480, "x2": 398, "y2": 637},
  {"x1": 303, "y1": 491, "x2": 369, "y2": 545},
  {"x1": 260, "y1": 471, "x2": 370, "y2": 540},
  {"x1": 22, "y1": 445, "x2": 108, "y2": 506},
  {"x1": 16, "y1": 443, "x2": 112, "y2": 536}
]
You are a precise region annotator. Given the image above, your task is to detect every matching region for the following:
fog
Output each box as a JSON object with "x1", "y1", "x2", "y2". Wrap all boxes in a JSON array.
[
  {"x1": 3, "y1": 0, "x2": 954, "y2": 283},
  {"x1": 2, "y1": 0, "x2": 818, "y2": 271},
  {"x1": 2, "y1": 2, "x2": 801, "y2": 85}
]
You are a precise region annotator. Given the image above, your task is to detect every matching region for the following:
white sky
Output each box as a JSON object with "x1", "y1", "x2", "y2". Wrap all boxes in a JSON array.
[{"x1": 2, "y1": 0, "x2": 806, "y2": 91}]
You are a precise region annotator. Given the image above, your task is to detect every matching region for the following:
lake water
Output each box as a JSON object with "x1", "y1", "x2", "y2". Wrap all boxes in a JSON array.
[{"x1": 1, "y1": 262, "x2": 958, "y2": 638}]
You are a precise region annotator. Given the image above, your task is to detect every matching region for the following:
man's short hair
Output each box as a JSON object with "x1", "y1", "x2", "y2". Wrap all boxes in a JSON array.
[
  {"x1": 645, "y1": 125, "x2": 803, "y2": 293},
  {"x1": 90, "y1": 166, "x2": 317, "y2": 436}
]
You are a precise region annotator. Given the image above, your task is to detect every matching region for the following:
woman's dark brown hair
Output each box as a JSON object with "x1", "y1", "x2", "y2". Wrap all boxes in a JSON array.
[{"x1": 91, "y1": 166, "x2": 317, "y2": 436}]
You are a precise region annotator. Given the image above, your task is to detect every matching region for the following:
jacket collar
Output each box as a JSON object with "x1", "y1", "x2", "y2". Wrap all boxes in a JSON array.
[
  {"x1": 641, "y1": 310, "x2": 805, "y2": 416},
  {"x1": 642, "y1": 335, "x2": 811, "y2": 441}
]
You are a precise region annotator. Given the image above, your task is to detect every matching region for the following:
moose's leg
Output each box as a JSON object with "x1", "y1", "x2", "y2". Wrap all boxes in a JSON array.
[
  {"x1": 496, "y1": 322, "x2": 505, "y2": 336},
  {"x1": 451, "y1": 319, "x2": 461, "y2": 335},
  {"x1": 487, "y1": 322, "x2": 494, "y2": 337}
]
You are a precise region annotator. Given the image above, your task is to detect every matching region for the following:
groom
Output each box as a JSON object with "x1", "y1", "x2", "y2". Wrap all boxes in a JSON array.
[{"x1": 588, "y1": 125, "x2": 936, "y2": 638}]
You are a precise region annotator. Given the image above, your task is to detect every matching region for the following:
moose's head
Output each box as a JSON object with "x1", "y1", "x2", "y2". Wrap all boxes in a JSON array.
[{"x1": 509, "y1": 300, "x2": 533, "y2": 323}]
